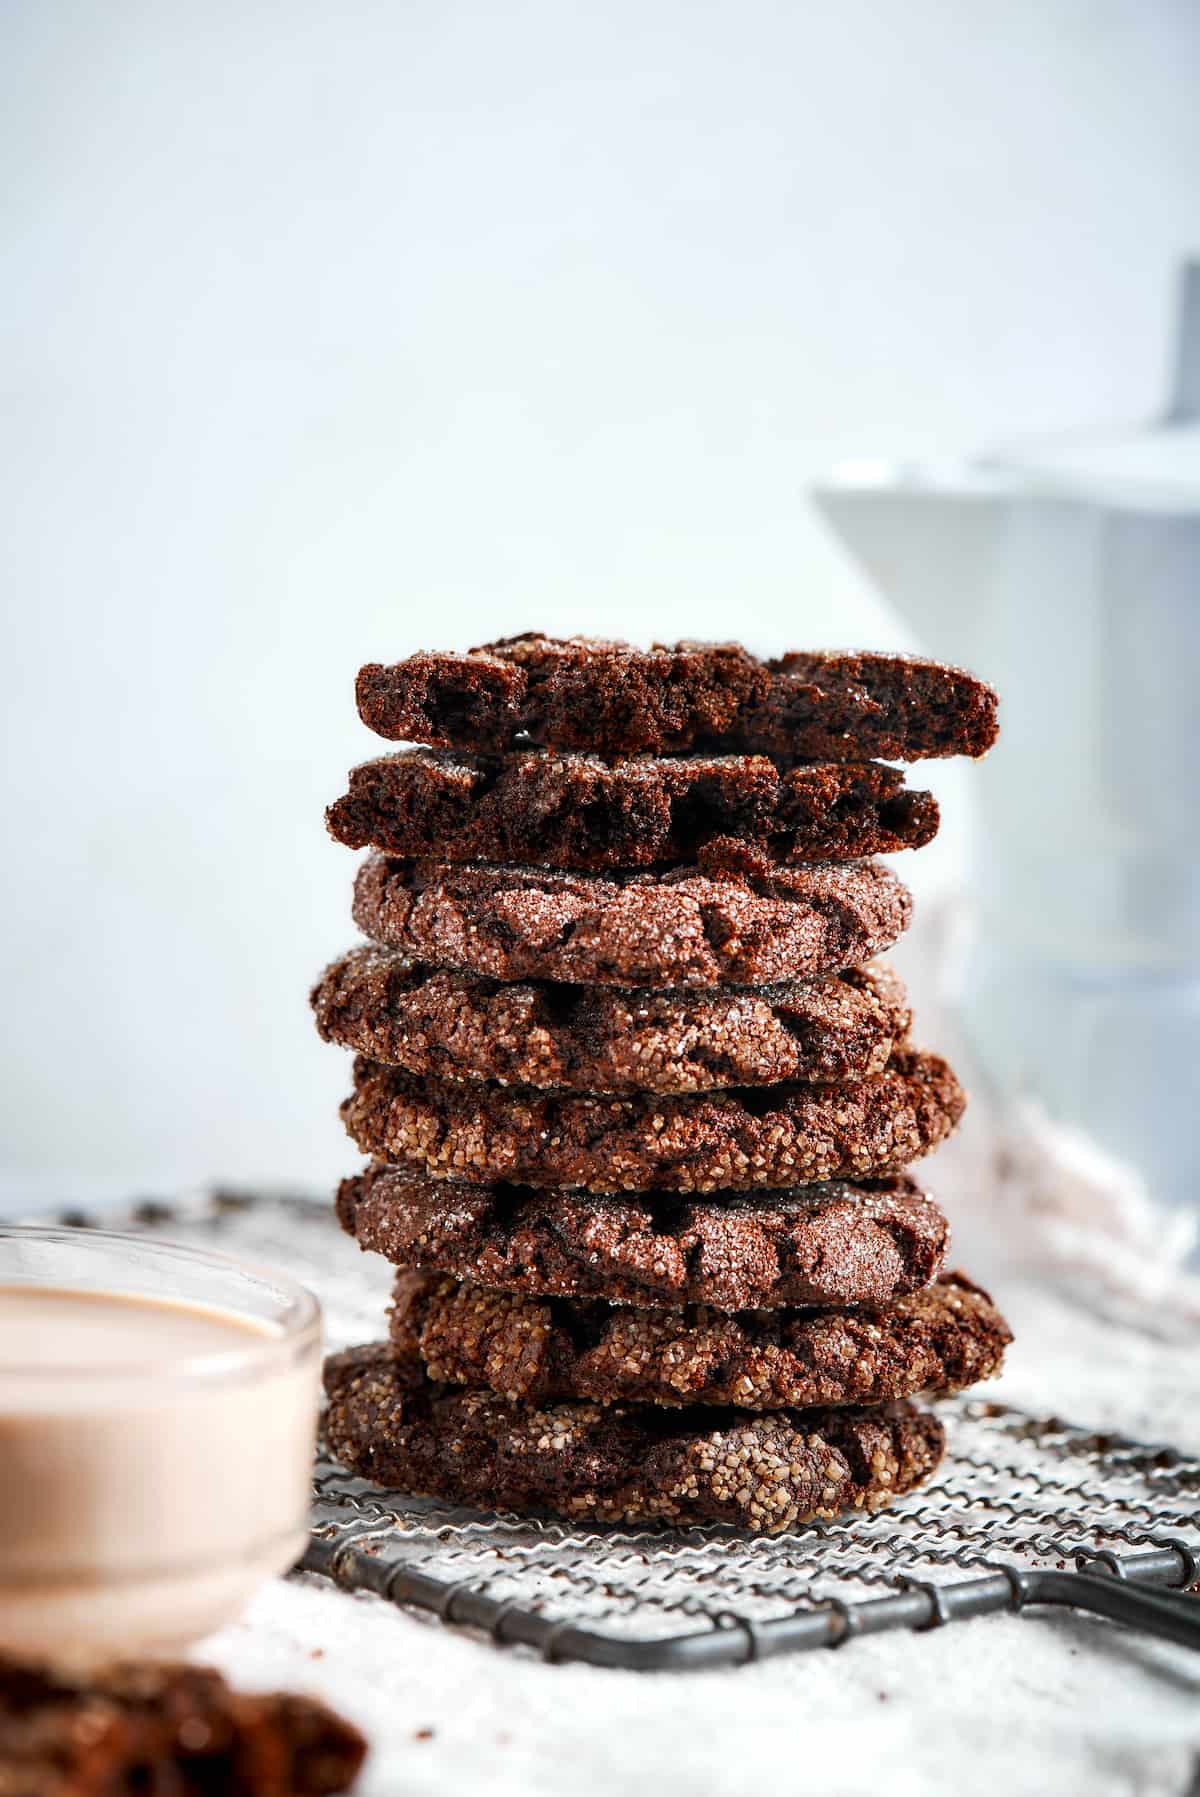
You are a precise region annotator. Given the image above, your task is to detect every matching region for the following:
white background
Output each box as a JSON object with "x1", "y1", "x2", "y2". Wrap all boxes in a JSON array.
[{"x1": 3, "y1": 0, "x2": 1198, "y2": 1195}]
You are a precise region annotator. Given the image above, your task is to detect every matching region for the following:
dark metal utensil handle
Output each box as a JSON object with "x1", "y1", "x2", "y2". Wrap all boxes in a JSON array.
[{"x1": 1011, "y1": 1567, "x2": 1200, "y2": 1651}]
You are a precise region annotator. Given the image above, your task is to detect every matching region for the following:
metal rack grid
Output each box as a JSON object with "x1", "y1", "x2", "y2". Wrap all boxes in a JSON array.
[
  {"x1": 303, "y1": 1402, "x2": 1200, "y2": 1668},
  {"x1": 23, "y1": 1189, "x2": 1200, "y2": 1671}
]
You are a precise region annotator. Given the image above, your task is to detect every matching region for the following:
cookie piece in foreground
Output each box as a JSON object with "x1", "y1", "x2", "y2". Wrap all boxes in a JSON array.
[
  {"x1": 356, "y1": 636, "x2": 999, "y2": 760},
  {"x1": 326, "y1": 749, "x2": 938, "y2": 870},
  {"x1": 352, "y1": 853, "x2": 912, "y2": 989},
  {"x1": 322, "y1": 1345, "x2": 945, "y2": 1531},
  {"x1": 312, "y1": 949, "x2": 911, "y2": 1093},
  {"x1": 389, "y1": 1271, "x2": 1011, "y2": 1410},
  {"x1": 341, "y1": 1047, "x2": 966, "y2": 1194},
  {"x1": 336, "y1": 1167, "x2": 950, "y2": 1311},
  {"x1": 0, "y1": 1655, "x2": 367, "y2": 1797}
]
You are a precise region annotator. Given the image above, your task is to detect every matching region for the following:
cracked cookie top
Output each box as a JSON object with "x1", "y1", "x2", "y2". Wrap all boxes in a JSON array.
[
  {"x1": 336, "y1": 1166, "x2": 950, "y2": 1310},
  {"x1": 341, "y1": 1046, "x2": 967, "y2": 1194},
  {"x1": 351, "y1": 852, "x2": 912, "y2": 988},
  {"x1": 323, "y1": 1343, "x2": 946, "y2": 1531},
  {"x1": 312, "y1": 949, "x2": 911, "y2": 1094}
]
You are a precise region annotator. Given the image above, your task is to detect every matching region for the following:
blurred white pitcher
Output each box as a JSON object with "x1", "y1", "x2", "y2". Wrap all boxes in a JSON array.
[{"x1": 814, "y1": 263, "x2": 1200, "y2": 1224}]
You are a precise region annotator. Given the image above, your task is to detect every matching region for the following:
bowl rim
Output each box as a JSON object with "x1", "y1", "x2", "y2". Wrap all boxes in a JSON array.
[{"x1": 0, "y1": 1224, "x2": 321, "y2": 1382}]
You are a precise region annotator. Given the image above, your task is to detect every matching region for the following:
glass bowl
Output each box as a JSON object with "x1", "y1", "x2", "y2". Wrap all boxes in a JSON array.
[{"x1": 0, "y1": 1225, "x2": 321, "y2": 1662}]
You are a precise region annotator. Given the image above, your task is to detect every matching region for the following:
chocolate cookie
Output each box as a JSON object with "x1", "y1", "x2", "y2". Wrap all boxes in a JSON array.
[
  {"x1": 352, "y1": 852, "x2": 912, "y2": 988},
  {"x1": 0, "y1": 1656, "x2": 367, "y2": 1797},
  {"x1": 389, "y1": 1271, "x2": 1010, "y2": 1411},
  {"x1": 312, "y1": 949, "x2": 911, "y2": 1093},
  {"x1": 356, "y1": 636, "x2": 999, "y2": 761},
  {"x1": 326, "y1": 749, "x2": 938, "y2": 870},
  {"x1": 336, "y1": 1166, "x2": 950, "y2": 1310},
  {"x1": 341, "y1": 1047, "x2": 967, "y2": 1193},
  {"x1": 323, "y1": 1345, "x2": 945, "y2": 1531}
]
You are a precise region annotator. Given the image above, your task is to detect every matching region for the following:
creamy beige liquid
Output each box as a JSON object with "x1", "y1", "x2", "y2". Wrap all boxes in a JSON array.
[
  {"x1": 0, "y1": 1285, "x2": 319, "y2": 1663},
  {"x1": 0, "y1": 1286, "x2": 278, "y2": 1368}
]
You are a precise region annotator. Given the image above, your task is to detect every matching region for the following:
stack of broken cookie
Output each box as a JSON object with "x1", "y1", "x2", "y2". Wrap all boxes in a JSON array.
[{"x1": 315, "y1": 635, "x2": 1012, "y2": 1533}]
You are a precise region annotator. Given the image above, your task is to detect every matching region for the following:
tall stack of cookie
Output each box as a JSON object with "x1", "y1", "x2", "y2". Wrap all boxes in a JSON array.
[{"x1": 316, "y1": 637, "x2": 1012, "y2": 1532}]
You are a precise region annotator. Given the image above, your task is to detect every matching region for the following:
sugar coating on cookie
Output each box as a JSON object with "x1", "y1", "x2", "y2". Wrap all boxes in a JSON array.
[
  {"x1": 388, "y1": 1269, "x2": 1012, "y2": 1410},
  {"x1": 351, "y1": 852, "x2": 913, "y2": 989},
  {"x1": 312, "y1": 949, "x2": 911, "y2": 1093},
  {"x1": 323, "y1": 1344, "x2": 947, "y2": 1531},
  {"x1": 336, "y1": 1166, "x2": 951, "y2": 1310},
  {"x1": 341, "y1": 1047, "x2": 967, "y2": 1194}
]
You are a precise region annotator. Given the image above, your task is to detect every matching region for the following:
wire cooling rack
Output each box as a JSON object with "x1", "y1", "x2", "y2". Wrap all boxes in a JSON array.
[{"x1": 15, "y1": 1189, "x2": 1200, "y2": 1671}]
